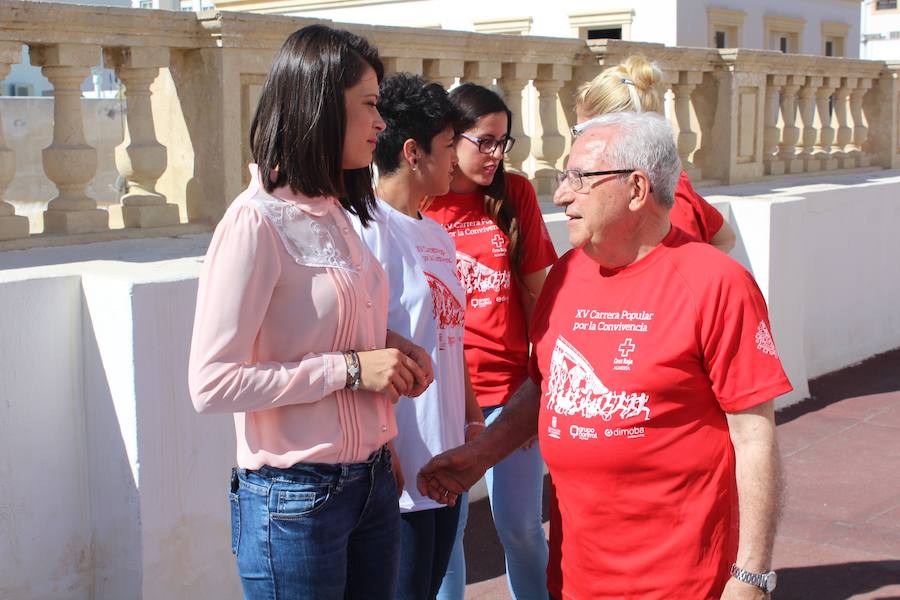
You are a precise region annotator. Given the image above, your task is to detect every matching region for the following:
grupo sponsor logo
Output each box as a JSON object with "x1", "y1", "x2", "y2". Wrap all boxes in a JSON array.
[
  {"x1": 603, "y1": 426, "x2": 646, "y2": 440},
  {"x1": 569, "y1": 424, "x2": 598, "y2": 441}
]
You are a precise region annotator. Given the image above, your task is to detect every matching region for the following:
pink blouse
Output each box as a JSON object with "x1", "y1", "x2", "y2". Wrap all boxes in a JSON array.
[{"x1": 189, "y1": 165, "x2": 395, "y2": 469}]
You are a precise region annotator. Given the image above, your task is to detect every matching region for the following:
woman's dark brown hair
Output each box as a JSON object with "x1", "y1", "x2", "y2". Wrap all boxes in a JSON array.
[
  {"x1": 448, "y1": 83, "x2": 522, "y2": 274},
  {"x1": 250, "y1": 24, "x2": 384, "y2": 225}
]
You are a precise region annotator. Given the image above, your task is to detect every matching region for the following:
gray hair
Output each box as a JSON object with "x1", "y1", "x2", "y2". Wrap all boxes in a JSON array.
[{"x1": 576, "y1": 111, "x2": 681, "y2": 208}]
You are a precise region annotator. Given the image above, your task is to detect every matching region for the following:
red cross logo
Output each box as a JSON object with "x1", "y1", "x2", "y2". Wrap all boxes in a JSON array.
[
  {"x1": 618, "y1": 338, "x2": 636, "y2": 358},
  {"x1": 491, "y1": 234, "x2": 505, "y2": 253}
]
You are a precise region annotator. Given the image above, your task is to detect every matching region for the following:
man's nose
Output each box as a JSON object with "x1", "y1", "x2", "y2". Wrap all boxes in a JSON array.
[{"x1": 553, "y1": 182, "x2": 574, "y2": 207}]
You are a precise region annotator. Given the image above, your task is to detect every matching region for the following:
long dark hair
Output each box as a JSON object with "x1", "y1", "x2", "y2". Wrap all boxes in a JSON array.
[
  {"x1": 449, "y1": 83, "x2": 522, "y2": 274},
  {"x1": 250, "y1": 24, "x2": 384, "y2": 225},
  {"x1": 374, "y1": 73, "x2": 460, "y2": 175}
]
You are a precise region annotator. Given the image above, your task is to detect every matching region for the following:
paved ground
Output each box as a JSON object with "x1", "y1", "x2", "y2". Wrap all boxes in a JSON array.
[{"x1": 462, "y1": 348, "x2": 900, "y2": 599}]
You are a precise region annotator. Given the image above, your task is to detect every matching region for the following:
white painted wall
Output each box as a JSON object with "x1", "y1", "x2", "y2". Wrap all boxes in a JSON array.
[
  {"x1": 0, "y1": 251, "x2": 239, "y2": 600},
  {"x1": 1, "y1": 171, "x2": 899, "y2": 598}
]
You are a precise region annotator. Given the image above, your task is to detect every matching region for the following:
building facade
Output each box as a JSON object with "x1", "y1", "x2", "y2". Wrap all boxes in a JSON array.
[{"x1": 210, "y1": 0, "x2": 862, "y2": 58}]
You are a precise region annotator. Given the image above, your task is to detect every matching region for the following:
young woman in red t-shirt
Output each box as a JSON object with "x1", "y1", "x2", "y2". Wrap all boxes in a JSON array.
[{"x1": 422, "y1": 83, "x2": 558, "y2": 600}]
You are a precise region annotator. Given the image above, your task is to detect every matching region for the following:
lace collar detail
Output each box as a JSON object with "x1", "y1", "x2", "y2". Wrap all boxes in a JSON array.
[{"x1": 246, "y1": 164, "x2": 359, "y2": 271}]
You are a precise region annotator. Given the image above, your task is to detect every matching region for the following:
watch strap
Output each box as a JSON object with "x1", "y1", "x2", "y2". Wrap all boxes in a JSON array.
[{"x1": 730, "y1": 564, "x2": 776, "y2": 593}]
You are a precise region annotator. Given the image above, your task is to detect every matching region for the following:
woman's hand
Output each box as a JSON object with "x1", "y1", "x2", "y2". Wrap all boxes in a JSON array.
[
  {"x1": 357, "y1": 348, "x2": 429, "y2": 402},
  {"x1": 384, "y1": 330, "x2": 434, "y2": 397}
]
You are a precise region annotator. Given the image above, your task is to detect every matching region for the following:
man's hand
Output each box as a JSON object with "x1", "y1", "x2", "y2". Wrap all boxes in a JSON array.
[
  {"x1": 417, "y1": 442, "x2": 489, "y2": 506},
  {"x1": 720, "y1": 577, "x2": 768, "y2": 600}
]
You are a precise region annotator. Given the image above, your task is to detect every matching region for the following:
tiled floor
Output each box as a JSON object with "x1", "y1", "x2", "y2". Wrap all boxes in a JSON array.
[{"x1": 462, "y1": 349, "x2": 900, "y2": 599}]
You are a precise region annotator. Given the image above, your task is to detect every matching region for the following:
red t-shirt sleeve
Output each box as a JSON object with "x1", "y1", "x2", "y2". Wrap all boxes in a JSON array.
[
  {"x1": 672, "y1": 171, "x2": 724, "y2": 243},
  {"x1": 695, "y1": 259, "x2": 793, "y2": 412},
  {"x1": 506, "y1": 173, "x2": 558, "y2": 274}
]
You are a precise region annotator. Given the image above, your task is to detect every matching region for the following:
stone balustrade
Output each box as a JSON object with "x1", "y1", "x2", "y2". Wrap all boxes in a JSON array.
[{"x1": 1, "y1": 0, "x2": 900, "y2": 249}]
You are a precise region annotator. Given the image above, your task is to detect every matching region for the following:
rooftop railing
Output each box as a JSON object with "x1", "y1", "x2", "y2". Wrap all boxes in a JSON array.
[{"x1": 1, "y1": 0, "x2": 898, "y2": 250}]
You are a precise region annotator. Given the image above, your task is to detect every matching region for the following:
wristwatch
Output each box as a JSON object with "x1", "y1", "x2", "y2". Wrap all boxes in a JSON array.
[
  {"x1": 730, "y1": 564, "x2": 777, "y2": 593},
  {"x1": 343, "y1": 350, "x2": 361, "y2": 391}
]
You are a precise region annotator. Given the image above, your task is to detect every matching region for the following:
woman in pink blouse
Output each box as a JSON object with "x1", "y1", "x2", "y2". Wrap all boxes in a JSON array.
[{"x1": 188, "y1": 25, "x2": 432, "y2": 600}]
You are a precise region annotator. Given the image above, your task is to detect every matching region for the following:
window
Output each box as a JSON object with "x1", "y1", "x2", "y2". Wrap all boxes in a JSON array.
[
  {"x1": 587, "y1": 27, "x2": 622, "y2": 40},
  {"x1": 707, "y1": 7, "x2": 745, "y2": 49},
  {"x1": 138, "y1": 0, "x2": 153, "y2": 8},
  {"x1": 569, "y1": 10, "x2": 633, "y2": 41},
  {"x1": 764, "y1": 15, "x2": 804, "y2": 54},
  {"x1": 714, "y1": 30, "x2": 727, "y2": 48},
  {"x1": 821, "y1": 22, "x2": 849, "y2": 57},
  {"x1": 876, "y1": 0, "x2": 897, "y2": 10}
]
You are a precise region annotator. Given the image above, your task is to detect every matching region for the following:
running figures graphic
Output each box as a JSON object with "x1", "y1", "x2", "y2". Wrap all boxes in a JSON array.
[{"x1": 546, "y1": 335, "x2": 651, "y2": 423}]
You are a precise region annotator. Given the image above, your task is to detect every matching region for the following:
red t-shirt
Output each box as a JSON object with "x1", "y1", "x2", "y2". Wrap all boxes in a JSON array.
[
  {"x1": 672, "y1": 171, "x2": 724, "y2": 243},
  {"x1": 424, "y1": 172, "x2": 558, "y2": 408},
  {"x1": 531, "y1": 227, "x2": 792, "y2": 599}
]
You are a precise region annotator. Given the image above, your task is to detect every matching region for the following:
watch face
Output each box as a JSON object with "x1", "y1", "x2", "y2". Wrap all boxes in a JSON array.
[{"x1": 764, "y1": 571, "x2": 777, "y2": 592}]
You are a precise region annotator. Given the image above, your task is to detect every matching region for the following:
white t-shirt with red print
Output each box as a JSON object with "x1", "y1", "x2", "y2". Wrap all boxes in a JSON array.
[
  {"x1": 351, "y1": 198, "x2": 467, "y2": 513},
  {"x1": 424, "y1": 173, "x2": 558, "y2": 408},
  {"x1": 531, "y1": 227, "x2": 792, "y2": 600}
]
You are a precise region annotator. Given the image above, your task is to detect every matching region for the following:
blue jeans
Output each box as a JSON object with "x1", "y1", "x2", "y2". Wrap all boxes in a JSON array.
[
  {"x1": 437, "y1": 405, "x2": 549, "y2": 600},
  {"x1": 229, "y1": 445, "x2": 400, "y2": 600},
  {"x1": 396, "y1": 503, "x2": 462, "y2": 600}
]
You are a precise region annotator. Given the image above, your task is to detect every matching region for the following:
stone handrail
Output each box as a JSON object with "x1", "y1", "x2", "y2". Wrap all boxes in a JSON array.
[{"x1": 1, "y1": 1, "x2": 899, "y2": 248}]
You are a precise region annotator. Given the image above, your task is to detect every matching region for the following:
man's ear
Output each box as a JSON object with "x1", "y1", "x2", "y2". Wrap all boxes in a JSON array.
[
  {"x1": 627, "y1": 171, "x2": 652, "y2": 211},
  {"x1": 402, "y1": 138, "x2": 419, "y2": 169}
]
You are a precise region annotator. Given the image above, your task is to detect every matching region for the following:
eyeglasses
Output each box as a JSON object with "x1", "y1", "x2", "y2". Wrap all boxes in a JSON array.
[
  {"x1": 458, "y1": 133, "x2": 516, "y2": 155},
  {"x1": 555, "y1": 168, "x2": 635, "y2": 192}
]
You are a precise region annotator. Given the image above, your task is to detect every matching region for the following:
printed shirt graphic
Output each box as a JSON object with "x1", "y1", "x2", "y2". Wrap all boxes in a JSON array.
[
  {"x1": 529, "y1": 227, "x2": 792, "y2": 600},
  {"x1": 351, "y1": 199, "x2": 467, "y2": 512},
  {"x1": 423, "y1": 173, "x2": 557, "y2": 407}
]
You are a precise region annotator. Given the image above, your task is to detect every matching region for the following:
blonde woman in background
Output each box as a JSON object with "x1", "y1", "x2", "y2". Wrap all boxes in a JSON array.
[{"x1": 574, "y1": 55, "x2": 736, "y2": 253}]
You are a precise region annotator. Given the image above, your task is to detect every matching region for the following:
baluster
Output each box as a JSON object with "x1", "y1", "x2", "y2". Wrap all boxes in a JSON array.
[
  {"x1": 777, "y1": 75, "x2": 803, "y2": 173},
  {"x1": 31, "y1": 43, "x2": 107, "y2": 234},
  {"x1": 797, "y1": 76, "x2": 821, "y2": 172},
  {"x1": 424, "y1": 58, "x2": 462, "y2": 90},
  {"x1": 499, "y1": 62, "x2": 536, "y2": 173},
  {"x1": 764, "y1": 75, "x2": 785, "y2": 176},
  {"x1": 105, "y1": 47, "x2": 179, "y2": 228},
  {"x1": 848, "y1": 78, "x2": 872, "y2": 167},
  {"x1": 672, "y1": 70, "x2": 703, "y2": 180},
  {"x1": 833, "y1": 79, "x2": 852, "y2": 166},
  {"x1": 813, "y1": 78, "x2": 838, "y2": 171},
  {"x1": 462, "y1": 61, "x2": 500, "y2": 88},
  {"x1": 0, "y1": 43, "x2": 29, "y2": 241},
  {"x1": 531, "y1": 63, "x2": 571, "y2": 196}
]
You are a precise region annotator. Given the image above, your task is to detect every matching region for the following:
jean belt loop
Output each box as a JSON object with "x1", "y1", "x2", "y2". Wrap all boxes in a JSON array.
[{"x1": 230, "y1": 467, "x2": 240, "y2": 493}]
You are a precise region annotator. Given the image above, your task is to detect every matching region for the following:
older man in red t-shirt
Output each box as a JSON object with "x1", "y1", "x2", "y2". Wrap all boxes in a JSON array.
[{"x1": 418, "y1": 111, "x2": 791, "y2": 600}]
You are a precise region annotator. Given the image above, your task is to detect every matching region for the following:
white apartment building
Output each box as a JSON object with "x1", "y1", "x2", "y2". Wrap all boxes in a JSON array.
[{"x1": 861, "y1": 0, "x2": 900, "y2": 58}]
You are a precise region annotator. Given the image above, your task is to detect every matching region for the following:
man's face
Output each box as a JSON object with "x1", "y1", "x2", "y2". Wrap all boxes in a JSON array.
[{"x1": 554, "y1": 127, "x2": 632, "y2": 259}]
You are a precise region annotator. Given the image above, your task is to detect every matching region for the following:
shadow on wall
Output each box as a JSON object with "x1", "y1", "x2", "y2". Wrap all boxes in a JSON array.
[
  {"x1": 81, "y1": 290, "x2": 143, "y2": 598},
  {"x1": 775, "y1": 561, "x2": 900, "y2": 599}
]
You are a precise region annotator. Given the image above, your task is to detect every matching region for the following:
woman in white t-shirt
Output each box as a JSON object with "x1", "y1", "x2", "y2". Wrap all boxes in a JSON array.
[{"x1": 350, "y1": 73, "x2": 485, "y2": 600}]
